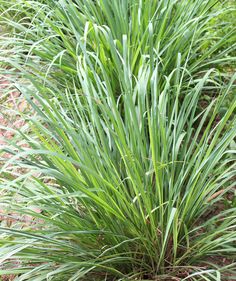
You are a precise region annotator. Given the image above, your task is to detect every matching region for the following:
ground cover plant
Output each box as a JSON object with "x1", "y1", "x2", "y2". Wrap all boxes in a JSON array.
[{"x1": 0, "y1": 0, "x2": 236, "y2": 280}]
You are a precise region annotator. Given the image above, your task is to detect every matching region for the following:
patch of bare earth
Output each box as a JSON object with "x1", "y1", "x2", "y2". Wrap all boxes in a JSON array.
[
  {"x1": 0, "y1": 75, "x2": 27, "y2": 148},
  {"x1": 0, "y1": 74, "x2": 37, "y2": 280}
]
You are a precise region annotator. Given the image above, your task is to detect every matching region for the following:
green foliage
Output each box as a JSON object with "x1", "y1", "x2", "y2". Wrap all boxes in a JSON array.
[
  {"x1": 0, "y1": 0, "x2": 236, "y2": 280},
  {"x1": 203, "y1": 0, "x2": 236, "y2": 57}
]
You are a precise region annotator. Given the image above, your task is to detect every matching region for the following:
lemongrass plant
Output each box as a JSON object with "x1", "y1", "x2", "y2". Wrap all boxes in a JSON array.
[{"x1": 0, "y1": 0, "x2": 236, "y2": 280}]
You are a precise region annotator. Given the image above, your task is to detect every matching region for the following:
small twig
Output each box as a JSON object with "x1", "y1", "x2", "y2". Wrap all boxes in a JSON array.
[{"x1": 207, "y1": 189, "x2": 225, "y2": 202}]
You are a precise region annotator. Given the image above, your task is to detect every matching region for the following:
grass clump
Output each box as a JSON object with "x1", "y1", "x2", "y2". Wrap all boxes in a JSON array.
[{"x1": 0, "y1": 0, "x2": 236, "y2": 280}]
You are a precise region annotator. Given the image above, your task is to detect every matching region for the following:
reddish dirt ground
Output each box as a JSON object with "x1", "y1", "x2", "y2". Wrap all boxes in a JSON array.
[
  {"x1": 0, "y1": 75, "x2": 27, "y2": 149},
  {"x1": 0, "y1": 75, "x2": 27, "y2": 280}
]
